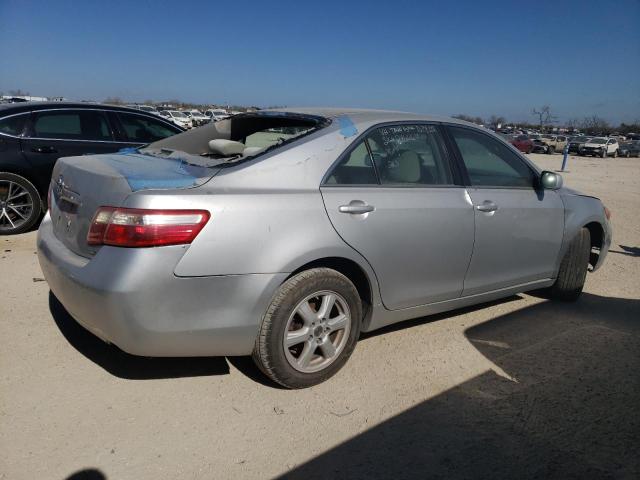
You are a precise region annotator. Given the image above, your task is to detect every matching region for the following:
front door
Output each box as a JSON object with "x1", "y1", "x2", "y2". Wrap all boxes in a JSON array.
[
  {"x1": 321, "y1": 124, "x2": 474, "y2": 310},
  {"x1": 446, "y1": 125, "x2": 564, "y2": 295}
]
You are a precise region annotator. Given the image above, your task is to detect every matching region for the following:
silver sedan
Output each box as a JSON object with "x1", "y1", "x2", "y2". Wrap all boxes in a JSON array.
[{"x1": 37, "y1": 109, "x2": 612, "y2": 388}]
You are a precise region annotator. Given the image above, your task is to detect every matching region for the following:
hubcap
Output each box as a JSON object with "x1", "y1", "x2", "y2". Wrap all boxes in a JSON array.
[
  {"x1": 283, "y1": 290, "x2": 351, "y2": 373},
  {"x1": 0, "y1": 180, "x2": 34, "y2": 232}
]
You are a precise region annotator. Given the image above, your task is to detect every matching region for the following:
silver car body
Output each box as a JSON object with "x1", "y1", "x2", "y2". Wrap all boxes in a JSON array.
[{"x1": 37, "y1": 109, "x2": 612, "y2": 357}]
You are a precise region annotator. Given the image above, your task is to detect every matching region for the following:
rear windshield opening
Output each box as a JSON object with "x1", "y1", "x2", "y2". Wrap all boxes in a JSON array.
[{"x1": 143, "y1": 113, "x2": 329, "y2": 164}]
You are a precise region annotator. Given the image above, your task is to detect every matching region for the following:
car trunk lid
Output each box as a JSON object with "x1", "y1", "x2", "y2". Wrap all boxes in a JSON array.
[{"x1": 49, "y1": 150, "x2": 219, "y2": 258}]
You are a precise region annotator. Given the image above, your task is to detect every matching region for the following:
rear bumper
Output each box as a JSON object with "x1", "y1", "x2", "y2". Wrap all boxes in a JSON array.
[{"x1": 37, "y1": 214, "x2": 287, "y2": 357}]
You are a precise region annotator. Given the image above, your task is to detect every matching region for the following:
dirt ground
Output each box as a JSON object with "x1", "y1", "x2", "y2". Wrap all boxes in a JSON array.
[{"x1": 1, "y1": 153, "x2": 639, "y2": 480}]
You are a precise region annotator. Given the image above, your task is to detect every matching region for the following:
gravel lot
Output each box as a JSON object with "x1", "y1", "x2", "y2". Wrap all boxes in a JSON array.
[{"x1": 1, "y1": 153, "x2": 639, "y2": 480}]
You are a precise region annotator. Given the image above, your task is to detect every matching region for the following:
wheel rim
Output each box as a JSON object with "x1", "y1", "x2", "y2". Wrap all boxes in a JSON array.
[
  {"x1": 0, "y1": 180, "x2": 35, "y2": 232},
  {"x1": 283, "y1": 290, "x2": 351, "y2": 373}
]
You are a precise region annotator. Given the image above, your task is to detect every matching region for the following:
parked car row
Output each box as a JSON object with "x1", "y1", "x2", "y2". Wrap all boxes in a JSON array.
[
  {"x1": 503, "y1": 131, "x2": 638, "y2": 158},
  {"x1": 125, "y1": 104, "x2": 232, "y2": 129}
]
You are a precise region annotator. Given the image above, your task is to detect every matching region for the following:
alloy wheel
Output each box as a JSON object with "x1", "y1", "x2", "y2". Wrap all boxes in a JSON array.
[
  {"x1": 283, "y1": 290, "x2": 351, "y2": 373},
  {"x1": 0, "y1": 180, "x2": 35, "y2": 233}
]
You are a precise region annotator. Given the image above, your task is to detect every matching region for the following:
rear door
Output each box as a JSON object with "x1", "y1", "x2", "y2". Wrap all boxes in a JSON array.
[
  {"x1": 446, "y1": 125, "x2": 564, "y2": 295},
  {"x1": 110, "y1": 111, "x2": 182, "y2": 144},
  {"x1": 22, "y1": 109, "x2": 122, "y2": 192},
  {"x1": 321, "y1": 123, "x2": 474, "y2": 310}
]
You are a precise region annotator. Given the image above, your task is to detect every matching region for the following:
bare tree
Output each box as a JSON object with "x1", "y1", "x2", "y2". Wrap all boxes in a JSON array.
[
  {"x1": 488, "y1": 115, "x2": 506, "y2": 129},
  {"x1": 8, "y1": 89, "x2": 30, "y2": 96},
  {"x1": 580, "y1": 115, "x2": 610, "y2": 135},
  {"x1": 531, "y1": 105, "x2": 557, "y2": 130},
  {"x1": 104, "y1": 96, "x2": 124, "y2": 105},
  {"x1": 452, "y1": 114, "x2": 484, "y2": 125},
  {"x1": 565, "y1": 118, "x2": 581, "y2": 130}
]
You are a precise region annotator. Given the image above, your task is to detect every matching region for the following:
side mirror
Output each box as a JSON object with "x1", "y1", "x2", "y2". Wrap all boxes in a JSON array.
[{"x1": 540, "y1": 171, "x2": 563, "y2": 190}]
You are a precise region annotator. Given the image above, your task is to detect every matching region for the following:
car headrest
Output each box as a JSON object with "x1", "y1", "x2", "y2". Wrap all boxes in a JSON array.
[
  {"x1": 387, "y1": 150, "x2": 421, "y2": 183},
  {"x1": 208, "y1": 139, "x2": 245, "y2": 156}
]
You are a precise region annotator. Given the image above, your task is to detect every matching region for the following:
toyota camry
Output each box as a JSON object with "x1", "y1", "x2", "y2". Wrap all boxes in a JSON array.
[{"x1": 37, "y1": 109, "x2": 612, "y2": 388}]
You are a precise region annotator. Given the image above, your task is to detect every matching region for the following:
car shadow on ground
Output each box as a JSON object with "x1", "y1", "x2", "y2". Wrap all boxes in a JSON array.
[
  {"x1": 49, "y1": 292, "x2": 230, "y2": 380},
  {"x1": 609, "y1": 244, "x2": 640, "y2": 257},
  {"x1": 280, "y1": 293, "x2": 640, "y2": 479},
  {"x1": 48, "y1": 291, "x2": 521, "y2": 386}
]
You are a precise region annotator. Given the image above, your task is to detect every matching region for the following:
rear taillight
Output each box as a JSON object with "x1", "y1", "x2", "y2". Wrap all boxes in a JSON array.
[
  {"x1": 87, "y1": 207, "x2": 210, "y2": 248},
  {"x1": 47, "y1": 184, "x2": 52, "y2": 211}
]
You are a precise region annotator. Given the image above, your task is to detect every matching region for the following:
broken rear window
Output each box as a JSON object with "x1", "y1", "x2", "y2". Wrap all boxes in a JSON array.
[{"x1": 143, "y1": 112, "x2": 330, "y2": 165}]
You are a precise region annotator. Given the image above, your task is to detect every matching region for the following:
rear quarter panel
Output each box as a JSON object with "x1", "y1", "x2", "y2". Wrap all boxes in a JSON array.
[{"x1": 122, "y1": 127, "x2": 383, "y2": 300}]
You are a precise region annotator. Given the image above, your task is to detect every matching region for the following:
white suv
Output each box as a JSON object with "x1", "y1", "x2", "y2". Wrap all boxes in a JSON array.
[
  {"x1": 160, "y1": 110, "x2": 192, "y2": 129},
  {"x1": 189, "y1": 110, "x2": 209, "y2": 126},
  {"x1": 579, "y1": 137, "x2": 619, "y2": 158}
]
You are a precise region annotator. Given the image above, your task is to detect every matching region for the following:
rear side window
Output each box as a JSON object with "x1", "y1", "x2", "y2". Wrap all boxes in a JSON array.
[
  {"x1": 32, "y1": 111, "x2": 112, "y2": 141},
  {"x1": 325, "y1": 140, "x2": 377, "y2": 185},
  {"x1": 325, "y1": 124, "x2": 453, "y2": 186},
  {"x1": 117, "y1": 112, "x2": 179, "y2": 143},
  {"x1": 449, "y1": 126, "x2": 536, "y2": 188},
  {"x1": 0, "y1": 114, "x2": 28, "y2": 136}
]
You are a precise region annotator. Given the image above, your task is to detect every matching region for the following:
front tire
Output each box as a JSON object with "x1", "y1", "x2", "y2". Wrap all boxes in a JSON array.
[
  {"x1": 600, "y1": 149, "x2": 607, "y2": 158},
  {"x1": 0, "y1": 172, "x2": 42, "y2": 235},
  {"x1": 549, "y1": 228, "x2": 591, "y2": 301},
  {"x1": 252, "y1": 268, "x2": 362, "y2": 388},
  {"x1": 547, "y1": 145, "x2": 555, "y2": 155}
]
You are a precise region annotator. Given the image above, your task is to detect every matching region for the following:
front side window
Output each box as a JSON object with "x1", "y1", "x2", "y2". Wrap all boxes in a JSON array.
[
  {"x1": 32, "y1": 111, "x2": 112, "y2": 141},
  {"x1": 0, "y1": 114, "x2": 28, "y2": 136},
  {"x1": 367, "y1": 124, "x2": 453, "y2": 186},
  {"x1": 326, "y1": 124, "x2": 453, "y2": 186},
  {"x1": 117, "y1": 112, "x2": 179, "y2": 143},
  {"x1": 449, "y1": 126, "x2": 535, "y2": 188}
]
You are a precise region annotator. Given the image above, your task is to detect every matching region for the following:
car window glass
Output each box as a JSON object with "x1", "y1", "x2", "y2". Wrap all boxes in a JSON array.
[
  {"x1": 32, "y1": 111, "x2": 112, "y2": 141},
  {"x1": 325, "y1": 140, "x2": 377, "y2": 185},
  {"x1": 449, "y1": 126, "x2": 535, "y2": 188},
  {"x1": 33, "y1": 112, "x2": 82, "y2": 138},
  {"x1": 81, "y1": 111, "x2": 113, "y2": 140},
  {"x1": 367, "y1": 124, "x2": 452, "y2": 186},
  {"x1": 117, "y1": 113, "x2": 178, "y2": 143},
  {"x1": 0, "y1": 114, "x2": 28, "y2": 136}
]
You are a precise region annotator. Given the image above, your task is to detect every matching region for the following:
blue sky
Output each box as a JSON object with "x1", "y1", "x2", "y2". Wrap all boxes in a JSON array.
[{"x1": 1, "y1": 0, "x2": 639, "y2": 124}]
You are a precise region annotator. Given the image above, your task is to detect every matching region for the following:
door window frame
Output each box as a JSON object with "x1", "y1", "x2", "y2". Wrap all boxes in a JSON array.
[
  {"x1": 321, "y1": 121, "x2": 465, "y2": 188},
  {"x1": 16, "y1": 107, "x2": 178, "y2": 144},
  {"x1": 0, "y1": 112, "x2": 31, "y2": 138},
  {"x1": 442, "y1": 123, "x2": 542, "y2": 190}
]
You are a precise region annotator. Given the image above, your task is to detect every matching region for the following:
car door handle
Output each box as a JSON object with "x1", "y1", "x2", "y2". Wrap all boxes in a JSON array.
[
  {"x1": 339, "y1": 202, "x2": 375, "y2": 214},
  {"x1": 476, "y1": 201, "x2": 498, "y2": 212},
  {"x1": 32, "y1": 146, "x2": 57, "y2": 154}
]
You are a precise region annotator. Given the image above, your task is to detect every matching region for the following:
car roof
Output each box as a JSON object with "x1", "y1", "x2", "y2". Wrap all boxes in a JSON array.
[
  {"x1": 260, "y1": 107, "x2": 478, "y2": 130},
  {"x1": 0, "y1": 101, "x2": 152, "y2": 116}
]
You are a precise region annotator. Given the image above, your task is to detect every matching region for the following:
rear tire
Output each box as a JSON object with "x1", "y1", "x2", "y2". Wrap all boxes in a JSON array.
[
  {"x1": 252, "y1": 268, "x2": 362, "y2": 388},
  {"x1": 549, "y1": 228, "x2": 591, "y2": 301},
  {"x1": 0, "y1": 172, "x2": 42, "y2": 235},
  {"x1": 612, "y1": 150, "x2": 618, "y2": 158}
]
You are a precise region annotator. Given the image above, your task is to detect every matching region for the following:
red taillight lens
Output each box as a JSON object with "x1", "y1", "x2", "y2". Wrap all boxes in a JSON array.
[
  {"x1": 47, "y1": 184, "x2": 52, "y2": 211},
  {"x1": 87, "y1": 207, "x2": 210, "y2": 248}
]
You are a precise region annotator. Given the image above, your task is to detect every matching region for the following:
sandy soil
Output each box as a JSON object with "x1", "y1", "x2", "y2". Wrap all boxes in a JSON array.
[{"x1": 1, "y1": 153, "x2": 638, "y2": 479}]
